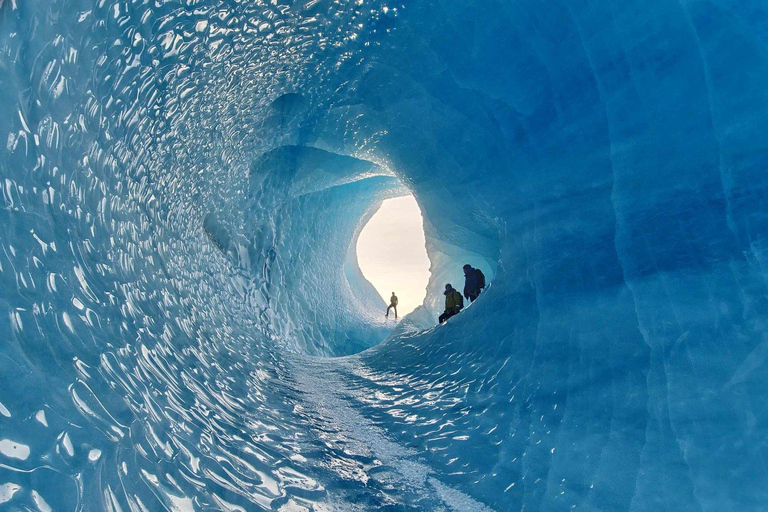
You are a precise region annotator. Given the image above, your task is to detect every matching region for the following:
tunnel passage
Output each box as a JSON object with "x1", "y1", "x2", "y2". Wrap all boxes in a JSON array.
[
  {"x1": 204, "y1": 139, "x2": 498, "y2": 356},
  {"x1": 2, "y1": 0, "x2": 768, "y2": 510}
]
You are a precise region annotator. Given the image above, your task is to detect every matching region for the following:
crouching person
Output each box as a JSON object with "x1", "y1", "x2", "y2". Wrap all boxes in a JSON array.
[{"x1": 439, "y1": 284, "x2": 464, "y2": 324}]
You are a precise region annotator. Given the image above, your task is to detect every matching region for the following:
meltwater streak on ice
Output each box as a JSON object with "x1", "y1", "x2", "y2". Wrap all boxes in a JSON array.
[{"x1": 2, "y1": 0, "x2": 768, "y2": 510}]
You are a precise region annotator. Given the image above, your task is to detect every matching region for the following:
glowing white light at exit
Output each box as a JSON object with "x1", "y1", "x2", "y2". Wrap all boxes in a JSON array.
[{"x1": 356, "y1": 195, "x2": 431, "y2": 317}]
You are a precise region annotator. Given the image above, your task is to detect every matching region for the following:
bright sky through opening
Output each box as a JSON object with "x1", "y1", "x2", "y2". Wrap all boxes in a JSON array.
[{"x1": 356, "y1": 195, "x2": 431, "y2": 317}]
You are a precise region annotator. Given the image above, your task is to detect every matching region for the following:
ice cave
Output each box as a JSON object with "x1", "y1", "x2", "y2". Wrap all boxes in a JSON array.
[{"x1": 1, "y1": 0, "x2": 767, "y2": 510}]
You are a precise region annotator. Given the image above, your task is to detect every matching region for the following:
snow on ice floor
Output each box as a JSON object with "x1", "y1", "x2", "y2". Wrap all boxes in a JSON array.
[{"x1": 2, "y1": 0, "x2": 768, "y2": 510}]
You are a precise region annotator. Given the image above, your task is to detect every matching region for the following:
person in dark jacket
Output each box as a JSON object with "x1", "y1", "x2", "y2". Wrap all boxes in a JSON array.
[
  {"x1": 463, "y1": 264, "x2": 486, "y2": 302},
  {"x1": 439, "y1": 284, "x2": 463, "y2": 323}
]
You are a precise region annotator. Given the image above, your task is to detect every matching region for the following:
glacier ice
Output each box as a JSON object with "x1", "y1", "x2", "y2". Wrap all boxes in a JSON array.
[{"x1": 1, "y1": 0, "x2": 767, "y2": 510}]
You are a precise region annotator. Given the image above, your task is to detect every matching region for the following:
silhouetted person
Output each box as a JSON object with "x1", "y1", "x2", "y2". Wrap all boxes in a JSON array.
[
  {"x1": 439, "y1": 284, "x2": 463, "y2": 324},
  {"x1": 386, "y1": 292, "x2": 398, "y2": 318},
  {"x1": 463, "y1": 264, "x2": 486, "y2": 303}
]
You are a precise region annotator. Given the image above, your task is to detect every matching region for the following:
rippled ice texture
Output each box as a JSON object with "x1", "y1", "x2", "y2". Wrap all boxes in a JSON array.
[{"x1": 2, "y1": 0, "x2": 768, "y2": 510}]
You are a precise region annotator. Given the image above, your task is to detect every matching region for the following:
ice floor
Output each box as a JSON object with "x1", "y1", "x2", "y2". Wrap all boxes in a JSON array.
[{"x1": 2, "y1": 0, "x2": 768, "y2": 510}]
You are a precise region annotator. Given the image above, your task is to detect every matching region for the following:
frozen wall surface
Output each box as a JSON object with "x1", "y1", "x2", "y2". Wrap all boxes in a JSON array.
[{"x1": 1, "y1": 0, "x2": 767, "y2": 510}]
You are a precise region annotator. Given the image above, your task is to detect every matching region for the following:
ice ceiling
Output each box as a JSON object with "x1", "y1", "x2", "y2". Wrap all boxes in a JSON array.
[{"x1": 1, "y1": 0, "x2": 767, "y2": 510}]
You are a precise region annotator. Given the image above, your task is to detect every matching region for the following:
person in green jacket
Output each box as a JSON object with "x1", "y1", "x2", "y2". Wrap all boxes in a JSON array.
[
  {"x1": 386, "y1": 292, "x2": 398, "y2": 318},
  {"x1": 439, "y1": 284, "x2": 464, "y2": 324}
]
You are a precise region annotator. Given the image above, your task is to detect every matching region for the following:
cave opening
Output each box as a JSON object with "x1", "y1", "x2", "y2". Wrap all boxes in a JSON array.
[{"x1": 355, "y1": 194, "x2": 431, "y2": 318}]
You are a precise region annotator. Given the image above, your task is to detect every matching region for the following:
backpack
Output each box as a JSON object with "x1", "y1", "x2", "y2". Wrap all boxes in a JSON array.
[
  {"x1": 456, "y1": 291, "x2": 464, "y2": 309},
  {"x1": 475, "y1": 268, "x2": 486, "y2": 289}
]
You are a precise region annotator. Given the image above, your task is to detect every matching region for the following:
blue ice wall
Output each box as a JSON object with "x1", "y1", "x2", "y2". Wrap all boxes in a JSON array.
[{"x1": 1, "y1": 0, "x2": 768, "y2": 510}]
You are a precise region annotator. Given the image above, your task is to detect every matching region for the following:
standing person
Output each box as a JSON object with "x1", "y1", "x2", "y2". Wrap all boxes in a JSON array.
[
  {"x1": 439, "y1": 284, "x2": 464, "y2": 323},
  {"x1": 386, "y1": 292, "x2": 398, "y2": 318},
  {"x1": 463, "y1": 264, "x2": 486, "y2": 303}
]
